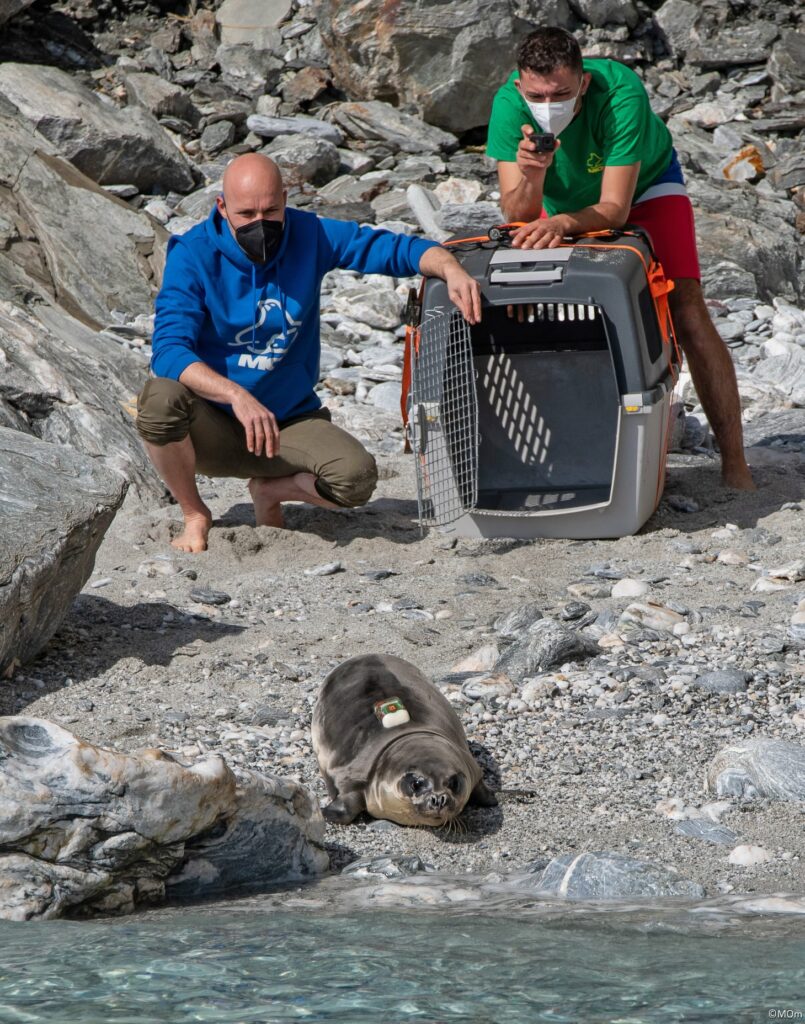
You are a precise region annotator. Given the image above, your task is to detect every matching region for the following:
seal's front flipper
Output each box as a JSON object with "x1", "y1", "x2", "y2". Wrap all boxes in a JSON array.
[
  {"x1": 322, "y1": 791, "x2": 366, "y2": 824},
  {"x1": 468, "y1": 778, "x2": 498, "y2": 807}
]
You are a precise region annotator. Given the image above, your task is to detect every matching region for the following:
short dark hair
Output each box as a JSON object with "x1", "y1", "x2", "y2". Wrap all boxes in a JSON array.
[{"x1": 517, "y1": 27, "x2": 583, "y2": 76}]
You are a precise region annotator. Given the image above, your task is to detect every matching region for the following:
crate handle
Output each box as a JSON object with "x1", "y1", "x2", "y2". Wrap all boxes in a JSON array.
[{"x1": 489, "y1": 267, "x2": 565, "y2": 284}]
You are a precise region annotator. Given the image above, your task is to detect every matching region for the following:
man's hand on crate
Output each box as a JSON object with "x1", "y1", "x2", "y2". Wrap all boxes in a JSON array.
[
  {"x1": 419, "y1": 246, "x2": 483, "y2": 324},
  {"x1": 510, "y1": 215, "x2": 569, "y2": 250}
]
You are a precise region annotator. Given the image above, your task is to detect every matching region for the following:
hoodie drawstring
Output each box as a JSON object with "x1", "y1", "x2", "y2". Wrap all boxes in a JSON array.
[
  {"x1": 251, "y1": 262, "x2": 257, "y2": 349},
  {"x1": 252, "y1": 261, "x2": 289, "y2": 364}
]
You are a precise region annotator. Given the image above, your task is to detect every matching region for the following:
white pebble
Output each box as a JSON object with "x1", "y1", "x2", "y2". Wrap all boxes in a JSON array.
[
  {"x1": 449, "y1": 644, "x2": 499, "y2": 674},
  {"x1": 728, "y1": 844, "x2": 772, "y2": 866},
  {"x1": 611, "y1": 578, "x2": 649, "y2": 598}
]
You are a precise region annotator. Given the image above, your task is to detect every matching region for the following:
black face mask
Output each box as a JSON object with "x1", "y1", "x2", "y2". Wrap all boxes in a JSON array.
[{"x1": 234, "y1": 218, "x2": 284, "y2": 264}]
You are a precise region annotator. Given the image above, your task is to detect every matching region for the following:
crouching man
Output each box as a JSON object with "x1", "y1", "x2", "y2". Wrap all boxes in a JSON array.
[{"x1": 137, "y1": 153, "x2": 481, "y2": 552}]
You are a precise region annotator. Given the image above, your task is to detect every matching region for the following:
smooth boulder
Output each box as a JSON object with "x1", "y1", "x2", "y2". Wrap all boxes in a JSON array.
[
  {"x1": 0, "y1": 63, "x2": 195, "y2": 193},
  {"x1": 0, "y1": 300, "x2": 158, "y2": 498},
  {"x1": 524, "y1": 851, "x2": 705, "y2": 899},
  {"x1": 325, "y1": 101, "x2": 458, "y2": 154},
  {"x1": 0, "y1": 105, "x2": 166, "y2": 326},
  {"x1": 0, "y1": 717, "x2": 328, "y2": 920},
  {"x1": 496, "y1": 619, "x2": 598, "y2": 679},
  {"x1": 0, "y1": 429, "x2": 126, "y2": 675},
  {"x1": 707, "y1": 739, "x2": 805, "y2": 802},
  {"x1": 317, "y1": 0, "x2": 571, "y2": 134},
  {"x1": 681, "y1": 169, "x2": 802, "y2": 302}
]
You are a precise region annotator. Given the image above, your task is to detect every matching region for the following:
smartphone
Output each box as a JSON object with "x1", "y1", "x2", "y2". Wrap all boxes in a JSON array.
[{"x1": 529, "y1": 131, "x2": 556, "y2": 153}]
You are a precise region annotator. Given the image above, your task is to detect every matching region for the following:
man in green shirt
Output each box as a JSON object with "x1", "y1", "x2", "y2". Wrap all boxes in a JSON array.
[{"x1": 487, "y1": 27, "x2": 754, "y2": 490}]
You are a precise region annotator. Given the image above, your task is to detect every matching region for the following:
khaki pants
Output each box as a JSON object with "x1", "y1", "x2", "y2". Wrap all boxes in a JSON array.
[{"x1": 136, "y1": 377, "x2": 378, "y2": 508}]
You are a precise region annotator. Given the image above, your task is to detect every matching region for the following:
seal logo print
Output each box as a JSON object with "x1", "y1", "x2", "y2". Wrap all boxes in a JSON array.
[
  {"x1": 229, "y1": 298, "x2": 302, "y2": 368},
  {"x1": 586, "y1": 151, "x2": 604, "y2": 174}
]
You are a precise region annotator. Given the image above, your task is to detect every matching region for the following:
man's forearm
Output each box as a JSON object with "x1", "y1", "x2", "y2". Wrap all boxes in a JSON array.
[
  {"x1": 554, "y1": 200, "x2": 630, "y2": 236},
  {"x1": 179, "y1": 361, "x2": 243, "y2": 405},
  {"x1": 418, "y1": 245, "x2": 463, "y2": 278},
  {"x1": 501, "y1": 173, "x2": 545, "y2": 222}
]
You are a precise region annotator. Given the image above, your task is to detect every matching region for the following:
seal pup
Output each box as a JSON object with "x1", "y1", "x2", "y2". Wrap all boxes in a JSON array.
[{"x1": 312, "y1": 653, "x2": 498, "y2": 826}]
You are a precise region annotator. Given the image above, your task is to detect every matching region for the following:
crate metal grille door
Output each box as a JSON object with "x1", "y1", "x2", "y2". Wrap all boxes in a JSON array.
[{"x1": 410, "y1": 310, "x2": 478, "y2": 527}]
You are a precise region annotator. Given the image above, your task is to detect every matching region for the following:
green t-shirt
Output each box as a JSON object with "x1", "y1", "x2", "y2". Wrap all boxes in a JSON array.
[{"x1": 486, "y1": 59, "x2": 673, "y2": 216}]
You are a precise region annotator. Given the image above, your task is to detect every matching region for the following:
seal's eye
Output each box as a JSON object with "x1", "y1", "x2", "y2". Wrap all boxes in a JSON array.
[
  {"x1": 401, "y1": 772, "x2": 429, "y2": 797},
  {"x1": 446, "y1": 773, "x2": 464, "y2": 794}
]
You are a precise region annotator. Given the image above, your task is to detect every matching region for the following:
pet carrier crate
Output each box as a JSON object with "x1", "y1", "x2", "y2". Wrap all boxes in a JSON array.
[{"x1": 403, "y1": 226, "x2": 681, "y2": 540}]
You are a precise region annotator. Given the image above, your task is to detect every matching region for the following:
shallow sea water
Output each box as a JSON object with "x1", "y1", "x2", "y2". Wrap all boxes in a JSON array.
[{"x1": 1, "y1": 891, "x2": 804, "y2": 1024}]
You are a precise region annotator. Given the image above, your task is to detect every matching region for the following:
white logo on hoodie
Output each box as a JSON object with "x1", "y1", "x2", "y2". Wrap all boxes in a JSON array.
[{"x1": 229, "y1": 298, "x2": 302, "y2": 371}]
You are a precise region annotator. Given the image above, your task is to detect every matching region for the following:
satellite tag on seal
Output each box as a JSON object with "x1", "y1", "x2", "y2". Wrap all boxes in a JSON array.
[{"x1": 374, "y1": 697, "x2": 411, "y2": 729}]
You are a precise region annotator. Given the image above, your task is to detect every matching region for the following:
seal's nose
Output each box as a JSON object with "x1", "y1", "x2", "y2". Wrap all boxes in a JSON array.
[{"x1": 427, "y1": 792, "x2": 448, "y2": 811}]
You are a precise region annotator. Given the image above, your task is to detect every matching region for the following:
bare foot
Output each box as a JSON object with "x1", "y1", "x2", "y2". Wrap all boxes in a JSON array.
[
  {"x1": 248, "y1": 478, "x2": 286, "y2": 528},
  {"x1": 722, "y1": 462, "x2": 757, "y2": 491},
  {"x1": 172, "y1": 509, "x2": 212, "y2": 553}
]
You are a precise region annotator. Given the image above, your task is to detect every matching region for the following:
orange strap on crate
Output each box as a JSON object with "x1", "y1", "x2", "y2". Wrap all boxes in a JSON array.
[{"x1": 400, "y1": 324, "x2": 420, "y2": 428}]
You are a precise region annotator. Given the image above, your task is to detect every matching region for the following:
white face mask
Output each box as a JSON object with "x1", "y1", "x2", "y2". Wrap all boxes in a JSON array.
[{"x1": 523, "y1": 80, "x2": 582, "y2": 137}]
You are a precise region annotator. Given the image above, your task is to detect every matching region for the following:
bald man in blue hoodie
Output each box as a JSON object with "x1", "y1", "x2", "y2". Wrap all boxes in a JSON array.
[{"x1": 137, "y1": 153, "x2": 481, "y2": 552}]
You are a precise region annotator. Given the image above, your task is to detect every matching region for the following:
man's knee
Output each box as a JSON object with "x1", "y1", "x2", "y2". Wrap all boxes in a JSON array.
[
  {"x1": 136, "y1": 377, "x2": 193, "y2": 445},
  {"x1": 316, "y1": 448, "x2": 378, "y2": 508}
]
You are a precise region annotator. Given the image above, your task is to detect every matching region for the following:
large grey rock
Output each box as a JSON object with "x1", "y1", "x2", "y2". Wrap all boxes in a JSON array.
[
  {"x1": 700, "y1": 261, "x2": 759, "y2": 300},
  {"x1": 525, "y1": 851, "x2": 705, "y2": 899},
  {"x1": 318, "y1": 1, "x2": 538, "y2": 134},
  {"x1": 742, "y1": 409, "x2": 805, "y2": 449},
  {"x1": 681, "y1": 175, "x2": 803, "y2": 302},
  {"x1": 167, "y1": 770, "x2": 328, "y2": 901},
  {"x1": 0, "y1": 64, "x2": 195, "y2": 193},
  {"x1": 12, "y1": 151, "x2": 164, "y2": 326},
  {"x1": 216, "y1": 44, "x2": 284, "y2": 98},
  {"x1": 693, "y1": 669, "x2": 750, "y2": 694},
  {"x1": 0, "y1": 300, "x2": 158, "y2": 498},
  {"x1": 770, "y1": 150, "x2": 805, "y2": 192},
  {"x1": 767, "y1": 30, "x2": 805, "y2": 98},
  {"x1": 686, "y1": 23, "x2": 780, "y2": 70},
  {"x1": 216, "y1": 0, "x2": 290, "y2": 50},
  {"x1": 435, "y1": 202, "x2": 504, "y2": 234},
  {"x1": 0, "y1": 431, "x2": 125, "y2": 675},
  {"x1": 262, "y1": 134, "x2": 341, "y2": 187},
  {"x1": 0, "y1": 717, "x2": 328, "y2": 919},
  {"x1": 496, "y1": 619, "x2": 598, "y2": 679},
  {"x1": 752, "y1": 348, "x2": 805, "y2": 408},
  {"x1": 0, "y1": 0, "x2": 34, "y2": 25},
  {"x1": 406, "y1": 184, "x2": 450, "y2": 241},
  {"x1": 0, "y1": 98, "x2": 165, "y2": 325},
  {"x1": 654, "y1": 0, "x2": 701, "y2": 58},
  {"x1": 326, "y1": 101, "x2": 458, "y2": 155},
  {"x1": 177, "y1": 181, "x2": 222, "y2": 221},
  {"x1": 325, "y1": 278, "x2": 402, "y2": 330},
  {"x1": 707, "y1": 739, "x2": 805, "y2": 802},
  {"x1": 246, "y1": 114, "x2": 344, "y2": 146},
  {"x1": 572, "y1": 0, "x2": 638, "y2": 29},
  {"x1": 316, "y1": 174, "x2": 390, "y2": 206},
  {"x1": 368, "y1": 381, "x2": 402, "y2": 413},
  {"x1": 123, "y1": 72, "x2": 200, "y2": 125}
]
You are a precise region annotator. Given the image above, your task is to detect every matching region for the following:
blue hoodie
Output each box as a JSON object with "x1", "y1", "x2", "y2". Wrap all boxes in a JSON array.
[{"x1": 152, "y1": 206, "x2": 438, "y2": 423}]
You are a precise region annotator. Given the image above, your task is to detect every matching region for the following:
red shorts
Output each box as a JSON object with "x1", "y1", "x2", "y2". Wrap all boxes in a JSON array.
[{"x1": 626, "y1": 193, "x2": 701, "y2": 281}]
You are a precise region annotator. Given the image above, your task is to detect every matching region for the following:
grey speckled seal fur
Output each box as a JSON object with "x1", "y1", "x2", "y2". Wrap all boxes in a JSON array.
[{"x1": 312, "y1": 654, "x2": 498, "y2": 826}]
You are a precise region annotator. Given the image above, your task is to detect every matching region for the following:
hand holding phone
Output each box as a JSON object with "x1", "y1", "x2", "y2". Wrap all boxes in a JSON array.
[{"x1": 529, "y1": 131, "x2": 556, "y2": 153}]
